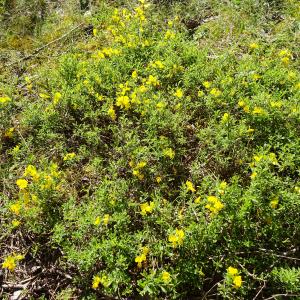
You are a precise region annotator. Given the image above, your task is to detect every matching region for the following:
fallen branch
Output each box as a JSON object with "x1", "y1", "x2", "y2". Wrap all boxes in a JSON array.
[
  {"x1": 5, "y1": 23, "x2": 84, "y2": 68},
  {"x1": 264, "y1": 294, "x2": 300, "y2": 300}
]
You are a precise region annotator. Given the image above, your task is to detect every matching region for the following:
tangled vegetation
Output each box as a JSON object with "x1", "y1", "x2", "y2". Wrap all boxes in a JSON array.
[{"x1": 1, "y1": 0, "x2": 299, "y2": 298}]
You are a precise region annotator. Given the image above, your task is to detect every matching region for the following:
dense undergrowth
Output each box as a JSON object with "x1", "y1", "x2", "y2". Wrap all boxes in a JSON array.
[{"x1": 1, "y1": 0, "x2": 300, "y2": 299}]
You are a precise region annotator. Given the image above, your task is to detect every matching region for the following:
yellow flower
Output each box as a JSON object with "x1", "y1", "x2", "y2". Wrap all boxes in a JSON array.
[
  {"x1": 278, "y1": 49, "x2": 291, "y2": 57},
  {"x1": 174, "y1": 88, "x2": 183, "y2": 98},
  {"x1": 0, "y1": 95, "x2": 11, "y2": 104},
  {"x1": 2, "y1": 254, "x2": 24, "y2": 272},
  {"x1": 270, "y1": 197, "x2": 279, "y2": 209},
  {"x1": 210, "y1": 88, "x2": 222, "y2": 97},
  {"x1": 24, "y1": 165, "x2": 39, "y2": 180},
  {"x1": 10, "y1": 203, "x2": 21, "y2": 215},
  {"x1": 135, "y1": 254, "x2": 146, "y2": 268},
  {"x1": 103, "y1": 214, "x2": 110, "y2": 225},
  {"x1": 156, "y1": 176, "x2": 162, "y2": 183},
  {"x1": 252, "y1": 74, "x2": 261, "y2": 81},
  {"x1": 162, "y1": 271, "x2": 171, "y2": 283},
  {"x1": 136, "y1": 161, "x2": 147, "y2": 169},
  {"x1": 252, "y1": 106, "x2": 265, "y2": 115},
  {"x1": 227, "y1": 266, "x2": 238, "y2": 276},
  {"x1": 94, "y1": 216, "x2": 101, "y2": 226},
  {"x1": 281, "y1": 57, "x2": 290, "y2": 64},
  {"x1": 156, "y1": 101, "x2": 166, "y2": 109},
  {"x1": 140, "y1": 201, "x2": 155, "y2": 215},
  {"x1": 164, "y1": 30, "x2": 175, "y2": 39},
  {"x1": 168, "y1": 229, "x2": 185, "y2": 247},
  {"x1": 163, "y1": 148, "x2": 175, "y2": 159},
  {"x1": 221, "y1": 113, "x2": 229, "y2": 123},
  {"x1": 194, "y1": 197, "x2": 201, "y2": 204},
  {"x1": 203, "y1": 81, "x2": 212, "y2": 89},
  {"x1": 11, "y1": 219, "x2": 21, "y2": 227},
  {"x1": 133, "y1": 169, "x2": 144, "y2": 180},
  {"x1": 249, "y1": 42, "x2": 259, "y2": 50},
  {"x1": 205, "y1": 196, "x2": 224, "y2": 214},
  {"x1": 220, "y1": 181, "x2": 227, "y2": 190},
  {"x1": 243, "y1": 105, "x2": 250, "y2": 113},
  {"x1": 186, "y1": 180, "x2": 196, "y2": 193},
  {"x1": 250, "y1": 171, "x2": 257, "y2": 179},
  {"x1": 39, "y1": 93, "x2": 50, "y2": 99},
  {"x1": 132, "y1": 70, "x2": 138, "y2": 79},
  {"x1": 233, "y1": 275, "x2": 242, "y2": 288},
  {"x1": 238, "y1": 100, "x2": 246, "y2": 107},
  {"x1": 93, "y1": 28, "x2": 98, "y2": 36},
  {"x1": 53, "y1": 92, "x2": 62, "y2": 105},
  {"x1": 63, "y1": 152, "x2": 76, "y2": 161},
  {"x1": 269, "y1": 153, "x2": 278, "y2": 165},
  {"x1": 16, "y1": 179, "x2": 28, "y2": 190},
  {"x1": 141, "y1": 246, "x2": 150, "y2": 256},
  {"x1": 154, "y1": 60, "x2": 164, "y2": 69},
  {"x1": 116, "y1": 95, "x2": 130, "y2": 109},
  {"x1": 108, "y1": 106, "x2": 117, "y2": 121},
  {"x1": 146, "y1": 75, "x2": 159, "y2": 86},
  {"x1": 92, "y1": 276, "x2": 102, "y2": 289},
  {"x1": 2, "y1": 256, "x2": 16, "y2": 271},
  {"x1": 4, "y1": 127, "x2": 14, "y2": 138},
  {"x1": 198, "y1": 90, "x2": 204, "y2": 97}
]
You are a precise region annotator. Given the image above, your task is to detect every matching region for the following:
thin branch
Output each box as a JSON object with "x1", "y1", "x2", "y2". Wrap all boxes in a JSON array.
[
  {"x1": 5, "y1": 23, "x2": 84, "y2": 68},
  {"x1": 253, "y1": 280, "x2": 266, "y2": 300},
  {"x1": 264, "y1": 294, "x2": 300, "y2": 300},
  {"x1": 201, "y1": 280, "x2": 223, "y2": 299}
]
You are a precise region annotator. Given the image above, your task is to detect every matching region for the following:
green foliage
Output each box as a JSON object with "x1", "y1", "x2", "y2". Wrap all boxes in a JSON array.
[{"x1": 1, "y1": 0, "x2": 299, "y2": 298}]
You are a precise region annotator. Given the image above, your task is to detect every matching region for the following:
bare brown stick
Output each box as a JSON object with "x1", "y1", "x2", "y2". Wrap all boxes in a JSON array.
[
  {"x1": 253, "y1": 280, "x2": 266, "y2": 300},
  {"x1": 264, "y1": 294, "x2": 300, "y2": 300},
  {"x1": 5, "y1": 23, "x2": 84, "y2": 68}
]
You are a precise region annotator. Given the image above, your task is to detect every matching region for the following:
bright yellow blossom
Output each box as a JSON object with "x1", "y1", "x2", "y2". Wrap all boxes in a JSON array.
[
  {"x1": 0, "y1": 95, "x2": 11, "y2": 104},
  {"x1": 233, "y1": 275, "x2": 242, "y2": 288},
  {"x1": 2, "y1": 254, "x2": 24, "y2": 271},
  {"x1": 16, "y1": 179, "x2": 28, "y2": 190},
  {"x1": 92, "y1": 276, "x2": 102, "y2": 289},
  {"x1": 249, "y1": 42, "x2": 259, "y2": 49},
  {"x1": 116, "y1": 95, "x2": 130, "y2": 109},
  {"x1": 164, "y1": 30, "x2": 175, "y2": 39},
  {"x1": 205, "y1": 196, "x2": 224, "y2": 214},
  {"x1": 162, "y1": 271, "x2": 171, "y2": 283},
  {"x1": 2, "y1": 256, "x2": 16, "y2": 271},
  {"x1": 10, "y1": 219, "x2": 20, "y2": 229},
  {"x1": 103, "y1": 214, "x2": 110, "y2": 225},
  {"x1": 135, "y1": 253, "x2": 146, "y2": 268},
  {"x1": 270, "y1": 197, "x2": 279, "y2": 209},
  {"x1": 174, "y1": 88, "x2": 183, "y2": 98},
  {"x1": 108, "y1": 106, "x2": 117, "y2": 121},
  {"x1": 186, "y1": 180, "x2": 196, "y2": 193},
  {"x1": 132, "y1": 70, "x2": 138, "y2": 79},
  {"x1": 63, "y1": 152, "x2": 76, "y2": 161},
  {"x1": 222, "y1": 113, "x2": 229, "y2": 123},
  {"x1": 140, "y1": 201, "x2": 155, "y2": 215},
  {"x1": 252, "y1": 106, "x2": 265, "y2": 115},
  {"x1": 4, "y1": 127, "x2": 14, "y2": 138},
  {"x1": 156, "y1": 176, "x2": 162, "y2": 183},
  {"x1": 163, "y1": 148, "x2": 175, "y2": 159},
  {"x1": 210, "y1": 88, "x2": 222, "y2": 97},
  {"x1": 194, "y1": 197, "x2": 201, "y2": 204},
  {"x1": 146, "y1": 75, "x2": 159, "y2": 86},
  {"x1": 227, "y1": 266, "x2": 238, "y2": 276},
  {"x1": 168, "y1": 229, "x2": 185, "y2": 247},
  {"x1": 94, "y1": 216, "x2": 101, "y2": 226},
  {"x1": 53, "y1": 92, "x2": 62, "y2": 105},
  {"x1": 10, "y1": 203, "x2": 21, "y2": 215},
  {"x1": 203, "y1": 81, "x2": 212, "y2": 89}
]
